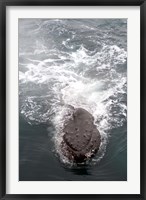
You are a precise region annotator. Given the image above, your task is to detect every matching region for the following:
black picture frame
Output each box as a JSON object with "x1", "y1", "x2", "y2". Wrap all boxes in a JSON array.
[{"x1": 0, "y1": 0, "x2": 145, "y2": 199}]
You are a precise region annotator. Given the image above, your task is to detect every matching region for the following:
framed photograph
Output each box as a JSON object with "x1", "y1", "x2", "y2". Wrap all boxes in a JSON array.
[{"x1": 0, "y1": 0, "x2": 145, "y2": 199}]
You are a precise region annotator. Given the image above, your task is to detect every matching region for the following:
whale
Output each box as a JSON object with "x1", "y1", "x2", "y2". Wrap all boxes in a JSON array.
[{"x1": 61, "y1": 107, "x2": 101, "y2": 163}]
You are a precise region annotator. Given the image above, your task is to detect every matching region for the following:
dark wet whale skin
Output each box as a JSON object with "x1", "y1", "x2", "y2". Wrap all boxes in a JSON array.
[{"x1": 61, "y1": 108, "x2": 101, "y2": 163}]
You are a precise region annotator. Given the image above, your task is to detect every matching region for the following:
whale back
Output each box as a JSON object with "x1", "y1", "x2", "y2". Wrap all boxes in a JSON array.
[{"x1": 62, "y1": 108, "x2": 101, "y2": 162}]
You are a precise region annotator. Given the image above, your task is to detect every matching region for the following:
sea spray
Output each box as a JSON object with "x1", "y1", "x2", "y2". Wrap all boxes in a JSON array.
[{"x1": 19, "y1": 19, "x2": 127, "y2": 166}]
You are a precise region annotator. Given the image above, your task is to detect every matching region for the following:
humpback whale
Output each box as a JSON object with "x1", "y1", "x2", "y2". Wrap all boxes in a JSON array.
[{"x1": 61, "y1": 108, "x2": 101, "y2": 163}]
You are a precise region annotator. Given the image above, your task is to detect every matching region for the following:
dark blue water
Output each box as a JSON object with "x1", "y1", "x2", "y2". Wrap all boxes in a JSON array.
[{"x1": 19, "y1": 19, "x2": 127, "y2": 181}]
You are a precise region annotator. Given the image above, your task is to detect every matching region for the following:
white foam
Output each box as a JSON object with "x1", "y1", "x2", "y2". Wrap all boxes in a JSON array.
[{"x1": 19, "y1": 43, "x2": 127, "y2": 165}]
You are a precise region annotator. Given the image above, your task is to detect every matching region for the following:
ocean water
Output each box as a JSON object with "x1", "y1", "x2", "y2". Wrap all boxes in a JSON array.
[{"x1": 19, "y1": 19, "x2": 127, "y2": 181}]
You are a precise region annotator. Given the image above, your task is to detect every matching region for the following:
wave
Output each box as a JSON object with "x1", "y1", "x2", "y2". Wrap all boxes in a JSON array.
[{"x1": 19, "y1": 27, "x2": 127, "y2": 165}]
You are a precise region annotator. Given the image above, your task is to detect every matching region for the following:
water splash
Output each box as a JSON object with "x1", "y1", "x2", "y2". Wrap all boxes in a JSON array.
[{"x1": 19, "y1": 19, "x2": 127, "y2": 166}]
